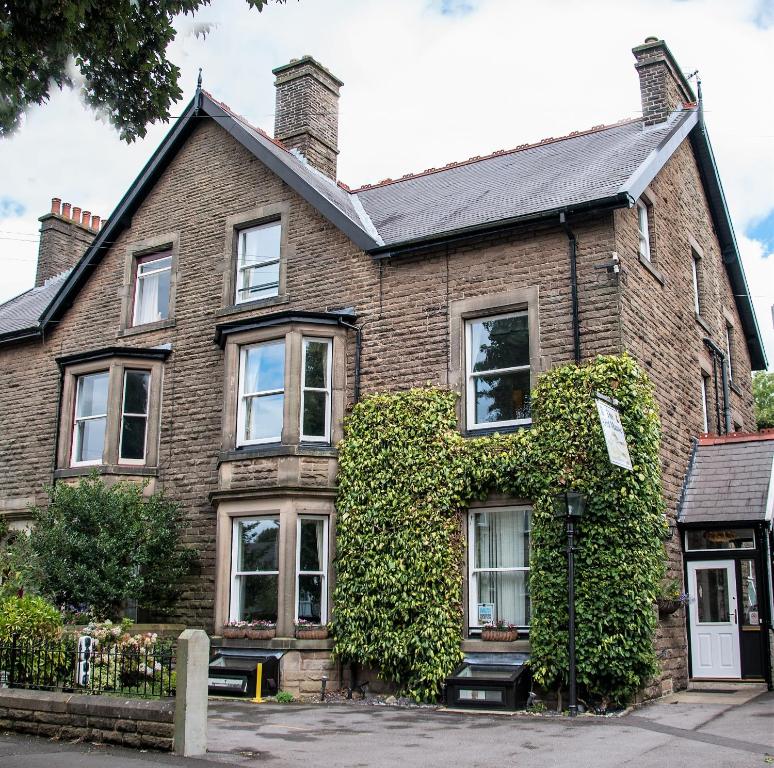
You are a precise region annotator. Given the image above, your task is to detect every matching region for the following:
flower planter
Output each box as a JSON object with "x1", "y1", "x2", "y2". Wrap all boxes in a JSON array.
[
  {"x1": 245, "y1": 628, "x2": 276, "y2": 640},
  {"x1": 656, "y1": 598, "x2": 682, "y2": 617},
  {"x1": 295, "y1": 628, "x2": 329, "y2": 640},
  {"x1": 222, "y1": 627, "x2": 247, "y2": 639},
  {"x1": 481, "y1": 628, "x2": 519, "y2": 642}
]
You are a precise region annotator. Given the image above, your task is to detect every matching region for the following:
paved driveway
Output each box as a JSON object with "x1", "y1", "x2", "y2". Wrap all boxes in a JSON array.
[{"x1": 205, "y1": 691, "x2": 774, "y2": 767}]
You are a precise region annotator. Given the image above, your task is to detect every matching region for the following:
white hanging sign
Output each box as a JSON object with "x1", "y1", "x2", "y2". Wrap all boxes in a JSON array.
[{"x1": 595, "y1": 396, "x2": 633, "y2": 471}]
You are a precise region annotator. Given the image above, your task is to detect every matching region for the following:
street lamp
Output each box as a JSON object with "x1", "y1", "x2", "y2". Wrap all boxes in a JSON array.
[{"x1": 554, "y1": 489, "x2": 585, "y2": 717}]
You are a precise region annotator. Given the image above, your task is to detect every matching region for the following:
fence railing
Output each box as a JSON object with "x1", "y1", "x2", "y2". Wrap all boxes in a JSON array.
[{"x1": 0, "y1": 635, "x2": 175, "y2": 698}]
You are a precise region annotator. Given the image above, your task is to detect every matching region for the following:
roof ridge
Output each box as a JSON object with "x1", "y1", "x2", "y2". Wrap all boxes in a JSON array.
[{"x1": 348, "y1": 116, "x2": 643, "y2": 193}]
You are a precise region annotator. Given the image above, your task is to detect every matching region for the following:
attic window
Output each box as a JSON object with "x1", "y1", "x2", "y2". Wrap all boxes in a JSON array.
[
  {"x1": 637, "y1": 201, "x2": 652, "y2": 261},
  {"x1": 133, "y1": 251, "x2": 172, "y2": 326},
  {"x1": 235, "y1": 222, "x2": 281, "y2": 304}
]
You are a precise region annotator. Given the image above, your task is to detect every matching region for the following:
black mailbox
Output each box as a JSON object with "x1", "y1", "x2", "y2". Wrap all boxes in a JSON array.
[{"x1": 208, "y1": 649, "x2": 282, "y2": 698}]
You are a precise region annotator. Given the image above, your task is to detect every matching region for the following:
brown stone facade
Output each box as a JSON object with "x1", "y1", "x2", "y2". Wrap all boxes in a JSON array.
[{"x1": 0, "y1": 53, "x2": 758, "y2": 699}]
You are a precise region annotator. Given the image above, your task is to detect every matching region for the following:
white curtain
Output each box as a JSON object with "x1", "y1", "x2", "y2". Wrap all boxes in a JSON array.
[{"x1": 136, "y1": 272, "x2": 160, "y2": 324}]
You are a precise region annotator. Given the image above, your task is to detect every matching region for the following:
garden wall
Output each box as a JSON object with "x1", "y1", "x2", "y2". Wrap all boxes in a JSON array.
[{"x1": 0, "y1": 688, "x2": 174, "y2": 750}]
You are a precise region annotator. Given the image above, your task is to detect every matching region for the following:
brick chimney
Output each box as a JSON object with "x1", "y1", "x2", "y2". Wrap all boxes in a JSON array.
[
  {"x1": 273, "y1": 56, "x2": 343, "y2": 179},
  {"x1": 35, "y1": 198, "x2": 101, "y2": 286},
  {"x1": 632, "y1": 37, "x2": 696, "y2": 126}
]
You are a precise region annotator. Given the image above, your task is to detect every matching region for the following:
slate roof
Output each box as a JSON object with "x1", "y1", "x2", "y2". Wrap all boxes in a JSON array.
[
  {"x1": 355, "y1": 113, "x2": 687, "y2": 247},
  {"x1": 0, "y1": 271, "x2": 70, "y2": 340},
  {"x1": 679, "y1": 433, "x2": 774, "y2": 525}
]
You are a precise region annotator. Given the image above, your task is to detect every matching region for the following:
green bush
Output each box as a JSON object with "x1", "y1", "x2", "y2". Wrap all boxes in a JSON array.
[
  {"x1": 0, "y1": 594, "x2": 62, "y2": 642},
  {"x1": 275, "y1": 690, "x2": 295, "y2": 703},
  {"x1": 333, "y1": 353, "x2": 666, "y2": 706}
]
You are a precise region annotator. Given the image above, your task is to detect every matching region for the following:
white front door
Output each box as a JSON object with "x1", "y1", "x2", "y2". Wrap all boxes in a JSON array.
[{"x1": 688, "y1": 560, "x2": 741, "y2": 679}]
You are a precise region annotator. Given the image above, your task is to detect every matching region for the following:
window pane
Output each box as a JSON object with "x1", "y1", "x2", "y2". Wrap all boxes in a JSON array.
[
  {"x1": 474, "y1": 510, "x2": 530, "y2": 569},
  {"x1": 476, "y1": 571, "x2": 530, "y2": 626},
  {"x1": 304, "y1": 341, "x2": 328, "y2": 389},
  {"x1": 696, "y1": 568, "x2": 730, "y2": 623},
  {"x1": 138, "y1": 256, "x2": 171, "y2": 275},
  {"x1": 299, "y1": 519, "x2": 325, "y2": 572},
  {"x1": 120, "y1": 415, "x2": 147, "y2": 460},
  {"x1": 76, "y1": 372, "x2": 109, "y2": 418},
  {"x1": 237, "y1": 519, "x2": 279, "y2": 572},
  {"x1": 298, "y1": 574, "x2": 323, "y2": 623},
  {"x1": 76, "y1": 417, "x2": 106, "y2": 462},
  {"x1": 474, "y1": 369, "x2": 531, "y2": 424},
  {"x1": 238, "y1": 575, "x2": 278, "y2": 622},
  {"x1": 123, "y1": 371, "x2": 149, "y2": 415},
  {"x1": 240, "y1": 223, "x2": 281, "y2": 264},
  {"x1": 302, "y1": 391, "x2": 327, "y2": 438},
  {"x1": 470, "y1": 314, "x2": 529, "y2": 373},
  {"x1": 238, "y1": 261, "x2": 280, "y2": 300},
  {"x1": 686, "y1": 528, "x2": 754, "y2": 550},
  {"x1": 740, "y1": 560, "x2": 758, "y2": 626},
  {"x1": 243, "y1": 342, "x2": 284, "y2": 393},
  {"x1": 135, "y1": 261, "x2": 171, "y2": 324},
  {"x1": 245, "y1": 393, "x2": 284, "y2": 441}
]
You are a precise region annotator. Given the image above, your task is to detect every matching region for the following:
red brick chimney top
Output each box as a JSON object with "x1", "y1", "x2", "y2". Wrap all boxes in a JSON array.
[{"x1": 48, "y1": 197, "x2": 103, "y2": 231}]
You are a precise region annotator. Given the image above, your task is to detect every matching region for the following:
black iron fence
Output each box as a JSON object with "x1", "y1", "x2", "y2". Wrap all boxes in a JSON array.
[{"x1": 0, "y1": 635, "x2": 175, "y2": 698}]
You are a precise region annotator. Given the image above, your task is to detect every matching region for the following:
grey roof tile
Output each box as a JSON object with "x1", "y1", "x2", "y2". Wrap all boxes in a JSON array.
[{"x1": 0, "y1": 271, "x2": 70, "y2": 337}]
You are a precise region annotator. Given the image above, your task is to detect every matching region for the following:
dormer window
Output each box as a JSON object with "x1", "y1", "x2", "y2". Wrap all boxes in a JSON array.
[
  {"x1": 235, "y1": 222, "x2": 281, "y2": 304},
  {"x1": 637, "y1": 201, "x2": 651, "y2": 261}
]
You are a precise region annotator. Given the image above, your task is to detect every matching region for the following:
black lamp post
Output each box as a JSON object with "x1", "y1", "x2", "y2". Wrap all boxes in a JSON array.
[{"x1": 554, "y1": 489, "x2": 585, "y2": 717}]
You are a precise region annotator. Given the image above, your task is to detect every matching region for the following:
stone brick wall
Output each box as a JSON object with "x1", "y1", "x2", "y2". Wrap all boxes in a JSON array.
[
  {"x1": 632, "y1": 39, "x2": 694, "y2": 126},
  {"x1": 35, "y1": 212, "x2": 95, "y2": 287},
  {"x1": 0, "y1": 689, "x2": 174, "y2": 751}
]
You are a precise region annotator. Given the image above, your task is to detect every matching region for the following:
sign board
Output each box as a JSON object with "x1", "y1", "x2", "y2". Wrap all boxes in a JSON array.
[
  {"x1": 595, "y1": 397, "x2": 632, "y2": 471},
  {"x1": 477, "y1": 603, "x2": 494, "y2": 625},
  {"x1": 208, "y1": 676, "x2": 248, "y2": 693}
]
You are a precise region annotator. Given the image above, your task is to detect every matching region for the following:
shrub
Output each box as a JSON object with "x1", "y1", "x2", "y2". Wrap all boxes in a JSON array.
[
  {"x1": 275, "y1": 690, "x2": 295, "y2": 703},
  {"x1": 0, "y1": 594, "x2": 62, "y2": 642}
]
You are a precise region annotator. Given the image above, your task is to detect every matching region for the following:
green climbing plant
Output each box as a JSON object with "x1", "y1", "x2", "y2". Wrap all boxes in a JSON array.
[{"x1": 332, "y1": 353, "x2": 666, "y2": 706}]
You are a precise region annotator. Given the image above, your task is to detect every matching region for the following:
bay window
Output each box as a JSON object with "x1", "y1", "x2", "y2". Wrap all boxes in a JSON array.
[
  {"x1": 465, "y1": 312, "x2": 531, "y2": 430},
  {"x1": 301, "y1": 338, "x2": 332, "y2": 442},
  {"x1": 119, "y1": 371, "x2": 151, "y2": 462},
  {"x1": 72, "y1": 371, "x2": 109, "y2": 465},
  {"x1": 237, "y1": 340, "x2": 285, "y2": 445},
  {"x1": 230, "y1": 517, "x2": 280, "y2": 622},
  {"x1": 296, "y1": 517, "x2": 329, "y2": 623},
  {"x1": 469, "y1": 507, "x2": 531, "y2": 630}
]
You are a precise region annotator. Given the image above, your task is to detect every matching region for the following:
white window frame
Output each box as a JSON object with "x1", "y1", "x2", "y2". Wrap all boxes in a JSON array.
[
  {"x1": 468, "y1": 506, "x2": 532, "y2": 630},
  {"x1": 725, "y1": 324, "x2": 734, "y2": 382},
  {"x1": 691, "y1": 251, "x2": 702, "y2": 316},
  {"x1": 465, "y1": 311, "x2": 531, "y2": 431},
  {"x1": 236, "y1": 340, "x2": 285, "y2": 447},
  {"x1": 300, "y1": 337, "x2": 332, "y2": 443},
  {"x1": 71, "y1": 371, "x2": 109, "y2": 467},
  {"x1": 118, "y1": 370, "x2": 151, "y2": 465},
  {"x1": 132, "y1": 252, "x2": 172, "y2": 326},
  {"x1": 701, "y1": 375, "x2": 709, "y2": 434},
  {"x1": 229, "y1": 516, "x2": 280, "y2": 622},
  {"x1": 637, "y1": 201, "x2": 651, "y2": 261},
  {"x1": 295, "y1": 516, "x2": 329, "y2": 624},
  {"x1": 235, "y1": 221, "x2": 281, "y2": 305}
]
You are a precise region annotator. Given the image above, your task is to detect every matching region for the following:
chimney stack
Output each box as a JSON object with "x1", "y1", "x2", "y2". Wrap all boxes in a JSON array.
[
  {"x1": 273, "y1": 56, "x2": 343, "y2": 179},
  {"x1": 632, "y1": 37, "x2": 695, "y2": 126},
  {"x1": 35, "y1": 197, "x2": 101, "y2": 286}
]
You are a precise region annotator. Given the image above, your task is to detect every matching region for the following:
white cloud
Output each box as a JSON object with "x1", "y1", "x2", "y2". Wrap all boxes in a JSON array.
[{"x1": 1, "y1": 0, "x2": 772, "y2": 365}]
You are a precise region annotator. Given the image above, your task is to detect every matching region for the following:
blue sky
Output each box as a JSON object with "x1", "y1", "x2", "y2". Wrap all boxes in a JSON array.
[{"x1": 0, "y1": 0, "x2": 772, "y2": 368}]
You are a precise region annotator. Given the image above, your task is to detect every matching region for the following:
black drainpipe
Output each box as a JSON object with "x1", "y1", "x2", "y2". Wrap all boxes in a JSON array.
[
  {"x1": 703, "y1": 337, "x2": 732, "y2": 433},
  {"x1": 559, "y1": 212, "x2": 581, "y2": 364},
  {"x1": 338, "y1": 319, "x2": 362, "y2": 403}
]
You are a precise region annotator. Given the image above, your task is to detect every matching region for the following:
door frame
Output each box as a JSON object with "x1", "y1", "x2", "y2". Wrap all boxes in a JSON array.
[{"x1": 687, "y1": 559, "x2": 741, "y2": 679}]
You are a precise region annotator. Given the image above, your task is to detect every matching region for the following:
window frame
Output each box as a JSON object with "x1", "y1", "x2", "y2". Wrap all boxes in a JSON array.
[
  {"x1": 300, "y1": 337, "x2": 333, "y2": 444},
  {"x1": 229, "y1": 515, "x2": 281, "y2": 623},
  {"x1": 118, "y1": 369, "x2": 151, "y2": 465},
  {"x1": 234, "y1": 221, "x2": 282, "y2": 306},
  {"x1": 71, "y1": 370, "x2": 110, "y2": 467},
  {"x1": 464, "y1": 310, "x2": 532, "y2": 431},
  {"x1": 467, "y1": 505, "x2": 532, "y2": 632},
  {"x1": 295, "y1": 515, "x2": 329, "y2": 624},
  {"x1": 725, "y1": 323, "x2": 735, "y2": 382},
  {"x1": 637, "y1": 201, "x2": 652, "y2": 262},
  {"x1": 236, "y1": 339, "x2": 286, "y2": 447},
  {"x1": 691, "y1": 250, "x2": 702, "y2": 316},
  {"x1": 132, "y1": 250, "x2": 173, "y2": 327},
  {"x1": 700, "y1": 374, "x2": 710, "y2": 434}
]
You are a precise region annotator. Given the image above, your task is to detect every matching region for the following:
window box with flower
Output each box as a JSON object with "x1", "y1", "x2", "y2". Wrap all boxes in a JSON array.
[
  {"x1": 294, "y1": 620, "x2": 329, "y2": 640},
  {"x1": 481, "y1": 620, "x2": 519, "y2": 642}
]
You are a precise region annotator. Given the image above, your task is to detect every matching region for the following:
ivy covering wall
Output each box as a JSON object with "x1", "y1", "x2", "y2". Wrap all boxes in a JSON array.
[{"x1": 332, "y1": 354, "x2": 666, "y2": 705}]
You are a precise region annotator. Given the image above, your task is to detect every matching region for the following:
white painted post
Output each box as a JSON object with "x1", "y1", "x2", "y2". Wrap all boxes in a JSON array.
[{"x1": 174, "y1": 629, "x2": 210, "y2": 757}]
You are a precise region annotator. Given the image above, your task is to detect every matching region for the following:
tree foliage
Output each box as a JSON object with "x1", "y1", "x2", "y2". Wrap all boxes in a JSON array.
[
  {"x1": 333, "y1": 354, "x2": 667, "y2": 705},
  {"x1": 753, "y1": 370, "x2": 774, "y2": 429},
  {"x1": 0, "y1": 1, "x2": 282, "y2": 142},
  {"x1": 18, "y1": 474, "x2": 196, "y2": 619}
]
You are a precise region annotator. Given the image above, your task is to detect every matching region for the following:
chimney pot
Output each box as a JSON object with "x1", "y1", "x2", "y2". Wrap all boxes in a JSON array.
[
  {"x1": 72, "y1": 206, "x2": 81, "y2": 222},
  {"x1": 51, "y1": 198, "x2": 61, "y2": 215},
  {"x1": 91, "y1": 215, "x2": 101, "y2": 231},
  {"x1": 644, "y1": 35, "x2": 659, "y2": 43},
  {"x1": 81, "y1": 211, "x2": 91, "y2": 228},
  {"x1": 273, "y1": 55, "x2": 343, "y2": 179},
  {"x1": 62, "y1": 202, "x2": 71, "y2": 218}
]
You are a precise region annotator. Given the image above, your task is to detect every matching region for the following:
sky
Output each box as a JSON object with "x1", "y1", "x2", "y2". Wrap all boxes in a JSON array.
[{"x1": 0, "y1": 0, "x2": 772, "y2": 368}]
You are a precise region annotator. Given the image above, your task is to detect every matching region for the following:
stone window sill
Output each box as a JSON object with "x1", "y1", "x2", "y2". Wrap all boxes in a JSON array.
[
  {"x1": 213, "y1": 636, "x2": 334, "y2": 651},
  {"x1": 463, "y1": 423, "x2": 532, "y2": 438},
  {"x1": 218, "y1": 443, "x2": 337, "y2": 464},
  {"x1": 730, "y1": 381, "x2": 743, "y2": 397},
  {"x1": 638, "y1": 254, "x2": 666, "y2": 286},
  {"x1": 461, "y1": 638, "x2": 531, "y2": 653},
  {"x1": 695, "y1": 313, "x2": 712, "y2": 335},
  {"x1": 216, "y1": 295, "x2": 290, "y2": 319},
  {"x1": 54, "y1": 465, "x2": 159, "y2": 479},
  {"x1": 117, "y1": 319, "x2": 176, "y2": 338}
]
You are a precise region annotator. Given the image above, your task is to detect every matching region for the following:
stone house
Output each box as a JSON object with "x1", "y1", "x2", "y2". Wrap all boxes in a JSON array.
[{"x1": 0, "y1": 37, "x2": 769, "y2": 697}]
